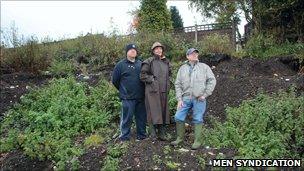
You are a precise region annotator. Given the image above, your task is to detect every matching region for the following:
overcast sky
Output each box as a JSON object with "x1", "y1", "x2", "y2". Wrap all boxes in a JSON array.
[{"x1": 1, "y1": 0, "x2": 246, "y2": 42}]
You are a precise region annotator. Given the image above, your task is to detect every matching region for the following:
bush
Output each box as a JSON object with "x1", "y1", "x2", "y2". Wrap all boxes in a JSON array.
[
  {"x1": 168, "y1": 61, "x2": 182, "y2": 115},
  {"x1": 242, "y1": 34, "x2": 304, "y2": 60},
  {"x1": 1, "y1": 29, "x2": 191, "y2": 73},
  {"x1": 0, "y1": 77, "x2": 120, "y2": 169},
  {"x1": 1, "y1": 26, "x2": 50, "y2": 73},
  {"x1": 168, "y1": 89, "x2": 178, "y2": 116},
  {"x1": 85, "y1": 35, "x2": 129, "y2": 68},
  {"x1": 196, "y1": 33, "x2": 233, "y2": 56},
  {"x1": 56, "y1": 32, "x2": 189, "y2": 68},
  {"x1": 89, "y1": 79, "x2": 121, "y2": 121},
  {"x1": 202, "y1": 88, "x2": 304, "y2": 159},
  {"x1": 48, "y1": 58, "x2": 76, "y2": 76},
  {"x1": 244, "y1": 34, "x2": 277, "y2": 59},
  {"x1": 1, "y1": 39, "x2": 50, "y2": 73}
]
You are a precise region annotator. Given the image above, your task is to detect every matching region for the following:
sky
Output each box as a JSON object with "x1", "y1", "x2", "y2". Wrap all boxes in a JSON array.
[{"x1": 1, "y1": 0, "x2": 247, "y2": 42}]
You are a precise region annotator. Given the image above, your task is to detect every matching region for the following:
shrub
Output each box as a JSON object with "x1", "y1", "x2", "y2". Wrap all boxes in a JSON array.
[
  {"x1": 1, "y1": 39, "x2": 50, "y2": 73},
  {"x1": 242, "y1": 34, "x2": 304, "y2": 60},
  {"x1": 47, "y1": 58, "x2": 76, "y2": 76},
  {"x1": 0, "y1": 77, "x2": 120, "y2": 169},
  {"x1": 87, "y1": 35, "x2": 129, "y2": 68},
  {"x1": 244, "y1": 34, "x2": 276, "y2": 59},
  {"x1": 196, "y1": 33, "x2": 233, "y2": 56},
  {"x1": 202, "y1": 88, "x2": 304, "y2": 159},
  {"x1": 1, "y1": 29, "x2": 191, "y2": 74},
  {"x1": 89, "y1": 79, "x2": 121, "y2": 121},
  {"x1": 168, "y1": 89, "x2": 178, "y2": 117},
  {"x1": 168, "y1": 61, "x2": 182, "y2": 115}
]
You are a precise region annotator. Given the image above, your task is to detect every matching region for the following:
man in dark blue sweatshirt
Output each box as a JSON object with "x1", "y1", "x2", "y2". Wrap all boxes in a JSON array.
[{"x1": 112, "y1": 43, "x2": 147, "y2": 141}]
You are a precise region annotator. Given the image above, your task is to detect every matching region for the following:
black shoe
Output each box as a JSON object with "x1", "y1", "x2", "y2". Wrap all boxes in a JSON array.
[{"x1": 136, "y1": 135, "x2": 148, "y2": 141}]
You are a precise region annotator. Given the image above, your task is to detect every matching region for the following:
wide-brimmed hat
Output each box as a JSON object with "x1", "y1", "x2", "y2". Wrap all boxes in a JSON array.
[{"x1": 151, "y1": 42, "x2": 164, "y2": 51}]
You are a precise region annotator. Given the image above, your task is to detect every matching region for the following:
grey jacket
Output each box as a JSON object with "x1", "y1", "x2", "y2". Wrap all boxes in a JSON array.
[{"x1": 175, "y1": 61, "x2": 216, "y2": 101}]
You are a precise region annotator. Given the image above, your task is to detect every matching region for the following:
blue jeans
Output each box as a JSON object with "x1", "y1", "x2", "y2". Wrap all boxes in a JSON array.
[
  {"x1": 120, "y1": 99, "x2": 147, "y2": 140},
  {"x1": 174, "y1": 97, "x2": 207, "y2": 124}
]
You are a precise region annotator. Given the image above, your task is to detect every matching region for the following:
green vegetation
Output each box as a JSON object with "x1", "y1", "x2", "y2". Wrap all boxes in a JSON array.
[
  {"x1": 84, "y1": 134, "x2": 104, "y2": 148},
  {"x1": 0, "y1": 77, "x2": 121, "y2": 169},
  {"x1": 241, "y1": 34, "x2": 304, "y2": 60},
  {"x1": 152, "y1": 154, "x2": 162, "y2": 165},
  {"x1": 202, "y1": 88, "x2": 304, "y2": 159},
  {"x1": 2, "y1": 24, "x2": 303, "y2": 75},
  {"x1": 166, "y1": 161, "x2": 181, "y2": 169},
  {"x1": 188, "y1": 0, "x2": 303, "y2": 41},
  {"x1": 1, "y1": 37, "x2": 50, "y2": 74},
  {"x1": 163, "y1": 145, "x2": 171, "y2": 155},
  {"x1": 1, "y1": 7, "x2": 303, "y2": 169},
  {"x1": 197, "y1": 33, "x2": 234, "y2": 56},
  {"x1": 101, "y1": 143, "x2": 128, "y2": 171},
  {"x1": 189, "y1": 0, "x2": 250, "y2": 23},
  {"x1": 137, "y1": 0, "x2": 173, "y2": 32},
  {"x1": 48, "y1": 58, "x2": 76, "y2": 77},
  {"x1": 1, "y1": 26, "x2": 191, "y2": 74},
  {"x1": 196, "y1": 154, "x2": 206, "y2": 170},
  {"x1": 170, "y1": 6, "x2": 183, "y2": 29}
]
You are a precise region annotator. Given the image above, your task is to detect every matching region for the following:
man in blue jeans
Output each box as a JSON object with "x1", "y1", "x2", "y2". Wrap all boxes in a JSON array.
[
  {"x1": 112, "y1": 43, "x2": 147, "y2": 141},
  {"x1": 171, "y1": 48, "x2": 216, "y2": 149}
]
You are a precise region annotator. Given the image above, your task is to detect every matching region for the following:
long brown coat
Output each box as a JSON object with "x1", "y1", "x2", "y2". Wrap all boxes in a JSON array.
[{"x1": 140, "y1": 56, "x2": 172, "y2": 124}]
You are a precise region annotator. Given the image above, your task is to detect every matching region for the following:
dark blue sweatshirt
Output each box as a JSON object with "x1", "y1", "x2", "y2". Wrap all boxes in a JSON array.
[{"x1": 112, "y1": 58, "x2": 145, "y2": 100}]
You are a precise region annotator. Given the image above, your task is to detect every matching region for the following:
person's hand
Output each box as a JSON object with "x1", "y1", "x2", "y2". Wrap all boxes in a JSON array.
[
  {"x1": 198, "y1": 96, "x2": 205, "y2": 101},
  {"x1": 177, "y1": 100, "x2": 184, "y2": 109}
]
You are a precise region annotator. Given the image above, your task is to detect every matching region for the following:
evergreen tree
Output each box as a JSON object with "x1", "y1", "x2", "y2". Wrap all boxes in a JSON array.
[
  {"x1": 170, "y1": 6, "x2": 184, "y2": 29},
  {"x1": 137, "y1": 0, "x2": 173, "y2": 32}
]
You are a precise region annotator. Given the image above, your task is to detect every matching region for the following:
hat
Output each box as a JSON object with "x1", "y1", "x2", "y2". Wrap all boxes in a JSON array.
[
  {"x1": 151, "y1": 42, "x2": 164, "y2": 51},
  {"x1": 186, "y1": 48, "x2": 199, "y2": 56},
  {"x1": 125, "y1": 43, "x2": 138, "y2": 54}
]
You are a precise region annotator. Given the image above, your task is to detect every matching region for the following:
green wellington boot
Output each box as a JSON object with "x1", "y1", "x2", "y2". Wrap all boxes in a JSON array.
[
  {"x1": 170, "y1": 122, "x2": 185, "y2": 146},
  {"x1": 191, "y1": 123, "x2": 203, "y2": 150}
]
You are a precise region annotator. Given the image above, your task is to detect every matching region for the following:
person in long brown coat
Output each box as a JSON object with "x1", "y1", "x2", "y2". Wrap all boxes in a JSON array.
[{"x1": 140, "y1": 42, "x2": 172, "y2": 141}]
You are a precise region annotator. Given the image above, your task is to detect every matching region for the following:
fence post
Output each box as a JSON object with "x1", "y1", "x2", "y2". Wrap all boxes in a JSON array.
[
  {"x1": 195, "y1": 24, "x2": 198, "y2": 44},
  {"x1": 232, "y1": 20, "x2": 236, "y2": 51}
]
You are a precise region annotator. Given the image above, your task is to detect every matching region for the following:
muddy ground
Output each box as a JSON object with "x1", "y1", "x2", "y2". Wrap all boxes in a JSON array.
[
  {"x1": 1, "y1": 56, "x2": 303, "y2": 170},
  {"x1": 118, "y1": 56, "x2": 303, "y2": 170}
]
